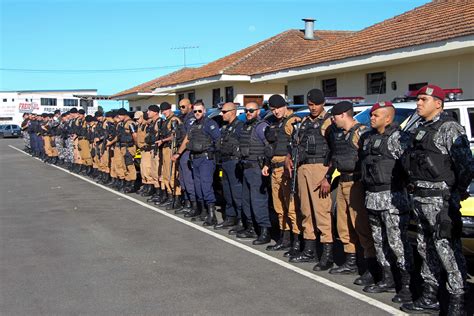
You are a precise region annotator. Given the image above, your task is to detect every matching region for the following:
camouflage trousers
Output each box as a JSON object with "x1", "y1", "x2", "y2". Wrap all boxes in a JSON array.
[
  {"x1": 64, "y1": 137, "x2": 74, "y2": 163},
  {"x1": 22, "y1": 131, "x2": 30, "y2": 150},
  {"x1": 368, "y1": 208, "x2": 413, "y2": 272},
  {"x1": 54, "y1": 136, "x2": 66, "y2": 160},
  {"x1": 413, "y1": 196, "x2": 467, "y2": 295}
]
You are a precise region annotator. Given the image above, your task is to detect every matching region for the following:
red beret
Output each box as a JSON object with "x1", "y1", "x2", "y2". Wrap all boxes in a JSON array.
[
  {"x1": 417, "y1": 84, "x2": 445, "y2": 101},
  {"x1": 370, "y1": 101, "x2": 394, "y2": 114}
]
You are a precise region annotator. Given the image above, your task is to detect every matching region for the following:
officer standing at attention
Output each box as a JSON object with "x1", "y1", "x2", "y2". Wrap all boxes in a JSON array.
[
  {"x1": 134, "y1": 111, "x2": 153, "y2": 196},
  {"x1": 116, "y1": 108, "x2": 138, "y2": 193},
  {"x1": 145, "y1": 105, "x2": 163, "y2": 204},
  {"x1": 326, "y1": 101, "x2": 377, "y2": 287},
  {"x1": 264, "y1": 94, "x2": 302, "y2": 255},
  {"x1": 215, "y1": 102, "x2": 244, "y2": 231},
  {"x1": 175, "y1": 98, "x2": 197, "y2": 215},
  {"x1": 287, "y1": 89, "x2": 335, "y2": 271},
  {"x1": 359, "y1": 101, "x2": 413, "y2": 303},
  {"x1": 400, "y1": 85, "x2": 472, "y2": 315},
  {"x1": 237, "y1": 102, "x2": 272, "y2": 244},
  {"x1": 172, "y1": 101, "x2": 221, "y2": 226},
  {"x1": 156, "y1": 101, "x2": 182, "y2": 209}
]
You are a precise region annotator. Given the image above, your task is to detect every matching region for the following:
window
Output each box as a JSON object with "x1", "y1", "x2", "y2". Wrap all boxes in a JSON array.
[
  {"x1": 40, "y1": 98, "x2": 57, "y2": 106},
  {"x1": 366, "y1": 72, "x2": 386, "y2": 95},
  {"x1": 212, "y1": 88, "x2": 221, "y2": 107},
  {"x1": 284, "y1": 85, "x2": 288, "y2": 97},
  {"x1": 2, "y1": 99, "x2": 6, "y2": 102},
  {"x1": 63, "y1": 99, "x2": 78, "y2": 107},
  {"x1": 136, "y1": 106, "x2": 141, "y2": 111},
  {"x1": 188, "y1": 92, "x2": 195, "y2": 103},
  {"x1": 408, "y1": 82, "x2": 428, "y2": 91},
  {"x1": 468, "y1": 108, "x2": 474, "y2": 138},
  {"x1": 293, "y1": 95, "x2": 304, "y2": 104},
  {"x1": 178, "y1": 94, "x2": 185, "y2": 102},
  {"x1": 12, "y1": 99, "x2": 14, "y2": 102},
  {"x1": 445, "y1": 109, "x2": 460, "y2": 123},
  {"x1": 225, "y1": 86, "x2": 234, "y2": 102},
  {"x1": 322, "y1": 78, "x2": 337, "y2": 97},
  {"x1": 0, "y1": 117, "x2": 13, "y2": 121}
]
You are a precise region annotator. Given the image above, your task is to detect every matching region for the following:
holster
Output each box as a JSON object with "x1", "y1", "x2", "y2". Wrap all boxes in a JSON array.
[{"x1": 124, "y1": 150, "x2": 134, "y2": 166}]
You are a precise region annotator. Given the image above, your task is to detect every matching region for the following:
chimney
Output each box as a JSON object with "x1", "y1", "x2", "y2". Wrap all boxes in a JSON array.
[{"x1": 302, "y1": 18, "x2": 315, "y2": 40}]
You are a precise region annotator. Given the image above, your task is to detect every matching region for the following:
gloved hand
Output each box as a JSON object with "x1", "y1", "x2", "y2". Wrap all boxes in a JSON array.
[{"x1": 435, "y1": 205, "x2": 452, "y2": 239}]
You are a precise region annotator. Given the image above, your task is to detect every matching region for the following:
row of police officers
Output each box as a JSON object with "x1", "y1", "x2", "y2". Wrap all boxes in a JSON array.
[{"x1": 21, "y1": 84, "x2": 472, "y2": 315}]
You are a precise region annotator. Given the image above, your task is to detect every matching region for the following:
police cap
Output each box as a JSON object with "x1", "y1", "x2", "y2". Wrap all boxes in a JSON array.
[
  {"x1": 331, "y1": 101, "x2": 353, "y2": 115},
  {"x1": 148, "y1": 104, "x2": 160, "y2": 113},
  {"x1": 268, "y1": 94, "x2": 287, "y2": 108}
]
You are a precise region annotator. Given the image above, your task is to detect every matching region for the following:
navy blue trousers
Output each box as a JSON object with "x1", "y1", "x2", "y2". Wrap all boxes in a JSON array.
[
  {"x1": 221, "y1": 159, "x2": 243, "y2": 219},
  {"x1": 242, "y1": 166, "x2": 271, "y2": 227},
  {"x1": 192, "y1": 156, "x2": 216, "y2": 204}
]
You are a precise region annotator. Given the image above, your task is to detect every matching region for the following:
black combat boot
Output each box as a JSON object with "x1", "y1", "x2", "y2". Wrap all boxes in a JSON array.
[
  {"x1": 142, "y1": 185, "x2": 155, "y2": 197},
  {"x1": 284, "y1": 234, "x2": 301, "y2": 258},
  {"x1": 123, "y1": 181, "x2": 136, "y2": 193},
  {"x1": 447, "y1": 294, "x2": 464, "y2": 316},
  {"x1": 175, "y1": 199, "x2": 191, "y2": 214},
  {"x1": 137, "y1": 184, "x2": 147, "y2": 195},
  {"x1": 156, "y1": 192, "x2": 171, "y2": 206},
  {"x1": 290, "y1": 239, "x2": 317, "y2": 263},
  {"x1": 86, "y1": 166, "x2": 94, "y2": 176},
  {"x1": 192, "y1": 202, "x2": 207, "y2": 222},
  {"x1": 329, "y1": 253, "x2": 358, "y2": 275},
  {"x1": 102, "y1": 174, "x2": 112, "y2": 185},
  {"x1": 109, "y1": 177, "x2": 117, "y2": 188},
  {"x1": 203, "y1": 203, "x2": 217, "y2": 226},
  {"x1": 117, "y1": 179, "x2": 126, "y2": 191},
  {"x1": 313, "y1": 243, "x2": 334, "y2": 271},
  {"x1": 228, "y1": 219, "x2": 245, "y2": 235},
  {"x1": 185, "y1": 201, "x2": 201, "y2": 218},
  {"x1": 363, "y1": 266, "x2": 395, "y2": 293},
  {"x1": 166, "y1": 195, "x2": 182, "y2": 210},
  {"x1": 392, "y1": 269, "x2": 412, "y2": 303},
  {"x1": 214, "y1": 216, "x2": 237, "y2": 230},
  {"x1": 354, "y1": 257, "x2": 379, "y2": 286},
  {"x1": 253, "y1": 227, "x2": 271, "y2": 245},
  {"x1": 147, "y1": 189, "x2": 162, "y2": 203},
  {"x1": 400, "y1": 284, "x2": 439, "y2": 314},
  {"x1": 266, "y1": 230, "x2": 291, "y2": 251},
  {"x1": 236, "y1": 221, "x2": 258, "y2": 239}
]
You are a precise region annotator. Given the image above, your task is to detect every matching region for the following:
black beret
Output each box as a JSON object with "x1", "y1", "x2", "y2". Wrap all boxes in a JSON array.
[
  {"x1": 78, "y1": 109, "x2": 85, "y2": 115},
  {"x1": 64, "y1": 111, "x2": 70, "y2": 115},
  {"x1": 69, "y1": 107, "x2": 78, "y2": 114},
  {"x1": 41, "y1": 113, "x2": 48, "y2": 118},
  {"x1": 160, "y1": 101, "x2": 172, "y2": 111},
  {"x1": 331, "y1": 101, "x2": 353, "y2": 115},
  {"x1": 105, "y1": 111, "x2": 114, "y2": 118},
  {"x1": 54, "y1": 109, "x2": 61, "y2": 115},
  {"x1": 117, "y1": 108, "x2": 128, "y2": 116},
  {"x1": 85, "y1": 115, "x2": 94, "y2": 122},
  {"x1": 94, "y1": 111, "x2": 103, "y2": 118},
  {"x1": 148, "y1": 104, "x2": 160, "y2": 112},
  {"x1": 268, "y1": 94, "x2": 287, "y2": 108},
  {"x1": 307, "y1": 89, "x2": 325, "y2": 105},
  {"x1": 48, "y1": 113, "x2": 54, "y2": 118}
]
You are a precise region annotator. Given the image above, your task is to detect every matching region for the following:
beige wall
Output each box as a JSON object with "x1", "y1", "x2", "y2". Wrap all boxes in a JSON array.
[
  {"x1": 129, "y1": 95, "x2": 175, "y2": 111},
  {"x1": 287, "y1": 53, "x2": 474, "y2": 103},
  {"x1": 174, "y1": 82, "x2": 286, "y2": 107}
]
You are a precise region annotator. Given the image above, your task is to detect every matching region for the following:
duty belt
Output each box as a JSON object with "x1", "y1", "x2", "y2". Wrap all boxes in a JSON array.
[
  {"x1": 221, "y1": 155, "x2": 239, "y2": 162},
  {"x1": 299, "y1": 157, "x2": 325, "y2": 165},
  {"x1": 271, "y1": 161, "x2": 285, "y2": 169},
  {"x1": 119, "y1": 142, "x2": 134, "y2": 147},
  {"x1": 190, "y1": 152, "x2": 213, "y2": 160},
  {"x1": 366, "y1": 184, "x2": 391, "y2": 192},
  {"x1": 413, "y1": 187, "x2": 450, "y2": 198},
  {"x1": 339, "y1": 173, "x2": 361, "y2": 183},
  {"x1": 78, "y1": 136, "x2": 88, "y2": 140},
  {"x1": 240, "y1": 160, "x2": 260, "y2": 169}
]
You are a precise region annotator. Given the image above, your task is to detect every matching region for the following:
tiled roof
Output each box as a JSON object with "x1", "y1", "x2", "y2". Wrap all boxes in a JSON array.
[
  {"x1": 112, "y1": 29, "x2": 352, "y2": 97},
  {"x1": 257, "y1": 0, "x2": 474, "y2": 75}
]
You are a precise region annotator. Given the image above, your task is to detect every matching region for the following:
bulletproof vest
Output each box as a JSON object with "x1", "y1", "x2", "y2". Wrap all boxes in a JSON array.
[
  {"x1": 145, "y1": 119, "x2": 160, "y2": 145},
  {"x1": 239, "y1": 118, "x2": 267, "y2": 161},
  {"x1": 265, "y1": 113, "x2": 296, "y2": 157},
  {"x1": 136, "y1": 122, "x2": 147, "y2": 148},
  {"x1": 105, "y1": 121, "x2": 116, "y2": 141},
  {"x1": 298, "y1": 114, "x2": 331, "y2": 163},
  {"x1": 186, "y1": 118, "x2": 213, "y2": 153},
  {"x1": 87, "y1": 124, "x2": 95, "y2": 142},
  {"x1": 159, "y1": 115, "x2": 180, "y2": 147},
  {"x1": 331, "y1": 123, "x2": 363, "y2": 173},
  {"x1": 94, "y1": 122, "x2": 104, "y2": 140},
  {"x1": 360, "y1": 125, "x2": 399, "y2": 192},
  {"x1": 404, "y1": 114, "x2": 456, "y2": 186},
  {"x1": 118, "y1": 120, "x2": 134, "y2": 144},
  {"x1": 218, "y1": 119, "x2": 243, "y2": 158}
]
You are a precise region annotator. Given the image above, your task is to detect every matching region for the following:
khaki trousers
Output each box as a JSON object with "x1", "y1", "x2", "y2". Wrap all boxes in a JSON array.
[
  {"x1": 114, "y1": 146, "x2": 137, "y2": 181},
  {"x1": 271, "y1": 166, "x2": 300, "y2": 234},
  {"x1": 140, "y1": 150, "x2": 153, "y2": 184},
  {"x1": 336, "y1": 180, "x2": 375, "y2": 258},
  {"x1": 43, "y1": 136, "x2": 58, "y2": 157},
  {"x1": 161, "y1": 147, "x2": 181, "y2": 195},
  {"x1": 78, "y1": 139, "x2": 92, "y2": 166},
  {"x1": 150, "y1": 149, "x2": 161, "y2": 188},
  {"x1": 298, "y1": 163, "x2": 333, "y2": 242},
  {"x1": 73, "y1": 138, "x2": 81, "y2": 164},
  {"x1": 99, "y1": 148, "x2": 110, "y2": 173}
]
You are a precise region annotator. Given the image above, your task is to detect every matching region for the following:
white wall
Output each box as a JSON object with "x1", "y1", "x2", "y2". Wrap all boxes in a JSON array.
[
  {"x1": 287, "y1": 53, "x2": 474, "y2": 103},
  {"x1": 129, "y1": 95, "x2": 176, "y2": 112}
]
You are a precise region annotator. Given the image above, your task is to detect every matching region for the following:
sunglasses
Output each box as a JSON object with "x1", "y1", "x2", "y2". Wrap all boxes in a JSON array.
[
  {"x1": 180, "y1": 105, "x2": 187, "y2": 109},
  {"x1": 193, "y1": 110, "x2": 203, "y2": 113},
  {"x1": 244, "y1": 108, "x2": 258, "y2": 113},
  {"x1": 221, "y1": 109, "x2": 235, "y2": 114}
]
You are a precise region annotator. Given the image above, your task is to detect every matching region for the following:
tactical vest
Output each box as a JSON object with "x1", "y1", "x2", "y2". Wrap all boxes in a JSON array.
[
  {"x1": 136, "y1": 122, "x2": 147, "y2": 149},
  {"x1": 265, "y1": 114, "x2": 296, "y2": 157},
  {"x1": 159, "y1": 115, "x2": 180, "y2": 147},
  {"x1": 404, "y1": 114, "x2": 456, "y2": 186},
  {"x1": 105, "y1": 120, "x2": 116, "y2": 141},
  {"x1": 239, "y1": 119, "x2": 267, "y2": 161},
  {"x1": 298, "y1": 114, "x2": 331, "y2": 163},
  {"x1": 360, "y1": 125, "x2": 399, "y2": 192},
  {"x1": 118, "y1": 120, "x2": 134, "y2": 145},
  {"x1": 186, "y1": 118, "x2": 213, "y2": 153},
  {"x1": 218, "y1": 119, "x2": 243, "y2": 158},
  {"x1": 331, "y1": 123, "x2": 363, "y2": 174},
  {"x1": 145, "y1": 119, "x2": 160, "y2": 145}
]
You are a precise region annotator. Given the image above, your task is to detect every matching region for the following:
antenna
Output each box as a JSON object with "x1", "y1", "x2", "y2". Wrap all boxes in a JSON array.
[{"x1": 171, "y1": 46, "x2": 199, "y2": 67}]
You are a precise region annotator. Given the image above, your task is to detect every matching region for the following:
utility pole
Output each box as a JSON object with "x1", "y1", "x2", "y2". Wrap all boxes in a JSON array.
[{"x1": 171, "y1": 46, "x2": 199, "y2": 67}]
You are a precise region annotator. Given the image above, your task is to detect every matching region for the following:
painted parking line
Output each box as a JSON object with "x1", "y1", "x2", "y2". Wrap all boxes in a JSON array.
[{"x1": 9, "y1": 144, "x2": 406, "y2": 315}]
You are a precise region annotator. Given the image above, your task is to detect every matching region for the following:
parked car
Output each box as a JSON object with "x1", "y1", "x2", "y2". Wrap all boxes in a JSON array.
[{"x1": 0, "y1": 124, "x2": 21, "y2": 138}]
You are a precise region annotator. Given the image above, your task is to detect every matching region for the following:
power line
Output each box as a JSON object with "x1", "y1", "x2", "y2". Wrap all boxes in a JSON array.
[{"x1": 0, "y1": 62, "x2": 207, "y2": 74}]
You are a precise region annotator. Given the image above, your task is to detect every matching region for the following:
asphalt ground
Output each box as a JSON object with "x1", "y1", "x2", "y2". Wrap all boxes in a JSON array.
[{"x1": 0, "y1": 138, "x2": 472, "y2": 315}]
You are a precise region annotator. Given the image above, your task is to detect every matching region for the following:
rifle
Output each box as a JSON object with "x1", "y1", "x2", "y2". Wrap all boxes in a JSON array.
[
  {"x1": 169, "y1": 120, "x2": 179, "y2": 197},
  {"x1": 290, "y1": 121, "x2": 302, "y2": 196}
]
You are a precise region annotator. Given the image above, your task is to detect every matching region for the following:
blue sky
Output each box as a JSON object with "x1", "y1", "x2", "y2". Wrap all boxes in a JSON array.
[{"x1": 1, "y1": 0, "x2": 429, "y2": 109}]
